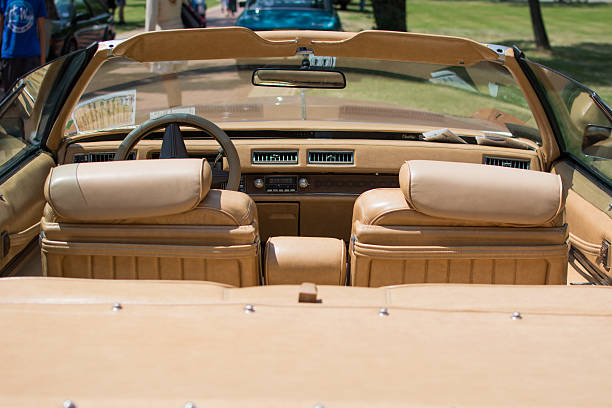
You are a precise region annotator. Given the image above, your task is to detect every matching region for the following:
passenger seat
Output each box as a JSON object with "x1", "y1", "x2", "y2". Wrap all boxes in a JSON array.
[{"x1": 350, "y1": 160, "x2": 568, "y2": 287}]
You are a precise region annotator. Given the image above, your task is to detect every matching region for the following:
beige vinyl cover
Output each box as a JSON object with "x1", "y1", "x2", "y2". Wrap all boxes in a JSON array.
[
  {"x1": 45, "y1": 159, "x2": 212, "y2": 221},
  {"x1": 1, "y1": 277, "x2": 611, "y2": 407}
]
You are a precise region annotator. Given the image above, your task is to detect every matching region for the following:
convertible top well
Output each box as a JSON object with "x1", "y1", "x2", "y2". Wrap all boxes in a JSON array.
[{"x1": 1, "y1": 277, "x2": 611, "y2": 407}]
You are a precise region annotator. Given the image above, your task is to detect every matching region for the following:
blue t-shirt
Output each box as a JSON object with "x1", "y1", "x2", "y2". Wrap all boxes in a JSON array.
[{"x1": 0, "y1": 0, "x2": 46, "y2": 58}]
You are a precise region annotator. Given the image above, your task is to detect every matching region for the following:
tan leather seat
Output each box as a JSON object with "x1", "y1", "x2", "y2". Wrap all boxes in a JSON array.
[
  {"x1": 41, "y1": 159, "x2": 260, "y2": 286},
  {"x1": 350, "y1": 160, "x2": 568, "y2": 287}
]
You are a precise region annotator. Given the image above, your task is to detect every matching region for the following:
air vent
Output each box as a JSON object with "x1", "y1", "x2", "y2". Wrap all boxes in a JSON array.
[
  {"x1": 73, "y1": 152, "x2": 136, "y2": 163},
  {"x1": 252, "y1": 151, "x2": 298, "y2": 165},
  {"x1": 484, "y1": 156, "x2": 530, "y2": 170},
  {"x1": 308, "y1": 151, "x2": 354, "y2": 165}
]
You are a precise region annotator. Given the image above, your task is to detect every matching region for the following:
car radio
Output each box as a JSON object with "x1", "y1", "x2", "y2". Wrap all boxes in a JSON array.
[{"x1": 263, "y1": 176, "x2": 297, "y2": 193}]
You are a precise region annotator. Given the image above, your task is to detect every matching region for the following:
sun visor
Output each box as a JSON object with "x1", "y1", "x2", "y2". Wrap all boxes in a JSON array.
[
  {"x1": 112, "y1": 27, "x2": 298, "y2": 62},
  {"x1": 311, "y1": 30, "x2": 499, "y2": 66},
  {"x1": 112, "y1": 28, "x2": 499, "y2": 66}
]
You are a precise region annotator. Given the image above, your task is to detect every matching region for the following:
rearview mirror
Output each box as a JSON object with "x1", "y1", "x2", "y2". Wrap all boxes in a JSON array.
[
  {"x1": 252, "y1": 69, "x2": 346, "y2": 89},
  {"x1": 239, "y1": 0, "x2": 246, "y2": 6}
]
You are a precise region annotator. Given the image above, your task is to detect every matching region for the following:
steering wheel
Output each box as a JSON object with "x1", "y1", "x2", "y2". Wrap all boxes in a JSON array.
[{"x1": 114, "y1": 113, "x2": 241, "y2": 191}]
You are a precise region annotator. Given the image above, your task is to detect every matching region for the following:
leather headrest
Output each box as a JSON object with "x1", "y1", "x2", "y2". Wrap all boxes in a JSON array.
[
  {"x1": 45, "y1": 159, "x2": 211, "y2": 221},
  {"x1": 399, "y1": 160, "x2": 563, "y2": 226}
]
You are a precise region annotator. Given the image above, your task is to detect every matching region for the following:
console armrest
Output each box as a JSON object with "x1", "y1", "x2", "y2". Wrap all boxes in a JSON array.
[{"x1": 265, "y1": 237, "x2": 346, "y2": 285}]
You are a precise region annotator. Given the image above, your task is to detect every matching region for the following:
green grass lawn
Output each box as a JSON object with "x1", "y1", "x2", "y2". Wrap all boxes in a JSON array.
[
  {"x1": 338, "y1": 0, "x2": 612, "y2": 102},
  {"x1": 114, "y1": 0, "x2": 146, "y2": 33}
]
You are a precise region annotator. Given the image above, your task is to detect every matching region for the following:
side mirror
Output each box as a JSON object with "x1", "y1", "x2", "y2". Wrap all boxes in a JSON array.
[{"x1": 582, "y1": 124, "x2": 612, "y2": 158}]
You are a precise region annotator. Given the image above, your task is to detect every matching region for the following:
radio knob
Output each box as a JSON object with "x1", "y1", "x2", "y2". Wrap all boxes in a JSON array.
[
  {"x1": 298, "y1": 178, "x2": 309, "y2": 189},
  {"x1": 253, "y1": 178, "x2": 264, "y2": 189}
]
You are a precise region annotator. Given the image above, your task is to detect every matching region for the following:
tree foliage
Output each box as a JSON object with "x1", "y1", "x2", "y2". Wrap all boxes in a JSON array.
[{"x1": 371, "y1": 0, "x2": 407, "y2": 32}]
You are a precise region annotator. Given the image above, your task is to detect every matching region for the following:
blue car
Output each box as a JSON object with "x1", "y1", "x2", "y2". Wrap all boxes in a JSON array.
[{"x1": 236, "y1": 0, "x2": 342, "y2": 31}]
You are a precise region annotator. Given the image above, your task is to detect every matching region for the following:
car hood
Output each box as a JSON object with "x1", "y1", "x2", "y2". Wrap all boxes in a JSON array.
[{"x1": 237, "y1": 8, "x2": 339, "y2": 30}]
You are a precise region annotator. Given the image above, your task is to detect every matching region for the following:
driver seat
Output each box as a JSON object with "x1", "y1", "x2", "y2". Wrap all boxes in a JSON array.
[{"x1": 40, "y1": 159, "x2": 261, "y2": 286}]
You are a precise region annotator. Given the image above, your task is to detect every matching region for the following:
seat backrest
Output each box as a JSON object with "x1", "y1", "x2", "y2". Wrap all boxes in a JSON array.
[
  {"x1": 41, "y1": 159, "x2": 260, "y2": 286},
  {"x1": 350, "y1": 160, "x2": 568, "y2": 287}
]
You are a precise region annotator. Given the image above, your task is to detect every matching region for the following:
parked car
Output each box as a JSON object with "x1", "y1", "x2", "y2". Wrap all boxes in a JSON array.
[
  {"x1": 236, "y1": 0, "x2": 341, "y2": 31},
  {"x1": 48, "y1": 0, "x2": 115, "y2": 59},
  {"x1": 0, "y1": 28, "x2": 611, "y2": 405}
]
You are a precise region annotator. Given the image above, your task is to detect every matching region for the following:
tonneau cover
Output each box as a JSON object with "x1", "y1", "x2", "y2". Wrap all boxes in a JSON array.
[{"x1": 1, "y1": 277, "x2": 611, "y2": 407}]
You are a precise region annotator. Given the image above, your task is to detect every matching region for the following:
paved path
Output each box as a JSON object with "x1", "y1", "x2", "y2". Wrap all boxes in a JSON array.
[
  {"x1": 207, "y1": 4, "x2": 240, "y2": 27},
  {"x1": 116, "y1": 5, "x2": 238, "y2": 40}
]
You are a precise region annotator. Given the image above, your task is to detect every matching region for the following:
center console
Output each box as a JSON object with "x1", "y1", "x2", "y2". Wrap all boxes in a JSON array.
[{"x1": 265, "y1": 236, "x2": 347, "y2": 286}]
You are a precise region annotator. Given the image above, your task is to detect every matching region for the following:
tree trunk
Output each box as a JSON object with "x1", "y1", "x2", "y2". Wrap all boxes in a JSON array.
[
  {"x1": 371, "y1": 0, "x2": 407, "y2": 32},
  {"x1": 528, "y1": 0, "x2": 551, "y2": 51}
]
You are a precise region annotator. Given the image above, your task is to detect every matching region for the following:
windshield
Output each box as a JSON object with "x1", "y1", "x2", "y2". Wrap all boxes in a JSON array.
[{"x1": 68, "y1": 55, "x2": 537, "y2": 141}]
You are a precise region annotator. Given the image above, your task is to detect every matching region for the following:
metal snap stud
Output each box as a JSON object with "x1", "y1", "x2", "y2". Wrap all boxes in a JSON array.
[
  {"x1": 112, "y1": 302, "x2": 122, "y2": 311},
  {"x1": 378, "y1": 307, "x2": 389, "y2": 317},
  {"x1": 244, "y1": 304, "x2": 255, "y2": 314},
  {"x1": 511, "y1": 311, "x2": 522, "y2": 320}
]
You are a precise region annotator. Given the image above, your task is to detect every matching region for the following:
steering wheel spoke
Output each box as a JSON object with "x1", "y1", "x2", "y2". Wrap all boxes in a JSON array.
[{"x1": 211, "y1": 168, "x2": 230, "y2": 188}]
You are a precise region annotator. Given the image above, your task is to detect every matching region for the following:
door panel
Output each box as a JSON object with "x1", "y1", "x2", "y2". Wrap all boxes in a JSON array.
[
  {"x1": 0, "y1": 153, "x2": 54, "y2": 271},
  {"x1": 0, "y1": 49, "x2": 94, "y2": 274},
  {"x1": 553, "y1": 160, "x2": 612, "y2": 283}
]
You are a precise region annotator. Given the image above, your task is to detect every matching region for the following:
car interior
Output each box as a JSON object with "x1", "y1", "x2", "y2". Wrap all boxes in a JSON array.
[{"x1": 1, "y1": 29, "x2": 611, "y2": 288}]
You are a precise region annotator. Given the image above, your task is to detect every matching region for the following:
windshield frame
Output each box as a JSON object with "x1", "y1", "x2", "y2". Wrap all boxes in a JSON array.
[{"x1": 44, "y1": 29, "x2": 561, "y2": 156}]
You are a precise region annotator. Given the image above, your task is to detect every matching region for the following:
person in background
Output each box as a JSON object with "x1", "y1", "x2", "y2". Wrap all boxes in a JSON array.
[
  {"x1": 145, "y1": 0, "x2": 182, "y2": 35},
  {"x1": 145, "y1": 0, "x2": 184, "y2": 107},
  {"x1": 43, "y1": 0, "x2": 57, "y2": 61},
  {"x1": 227, "y1": 0, "x2": 235, "y2": 17},
  {"x1": 116, "y1": 0, "x2": 125, "y2": 24},
  {"x1": 0, "y1": 0, "x2": 47, "y2": 92}
]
